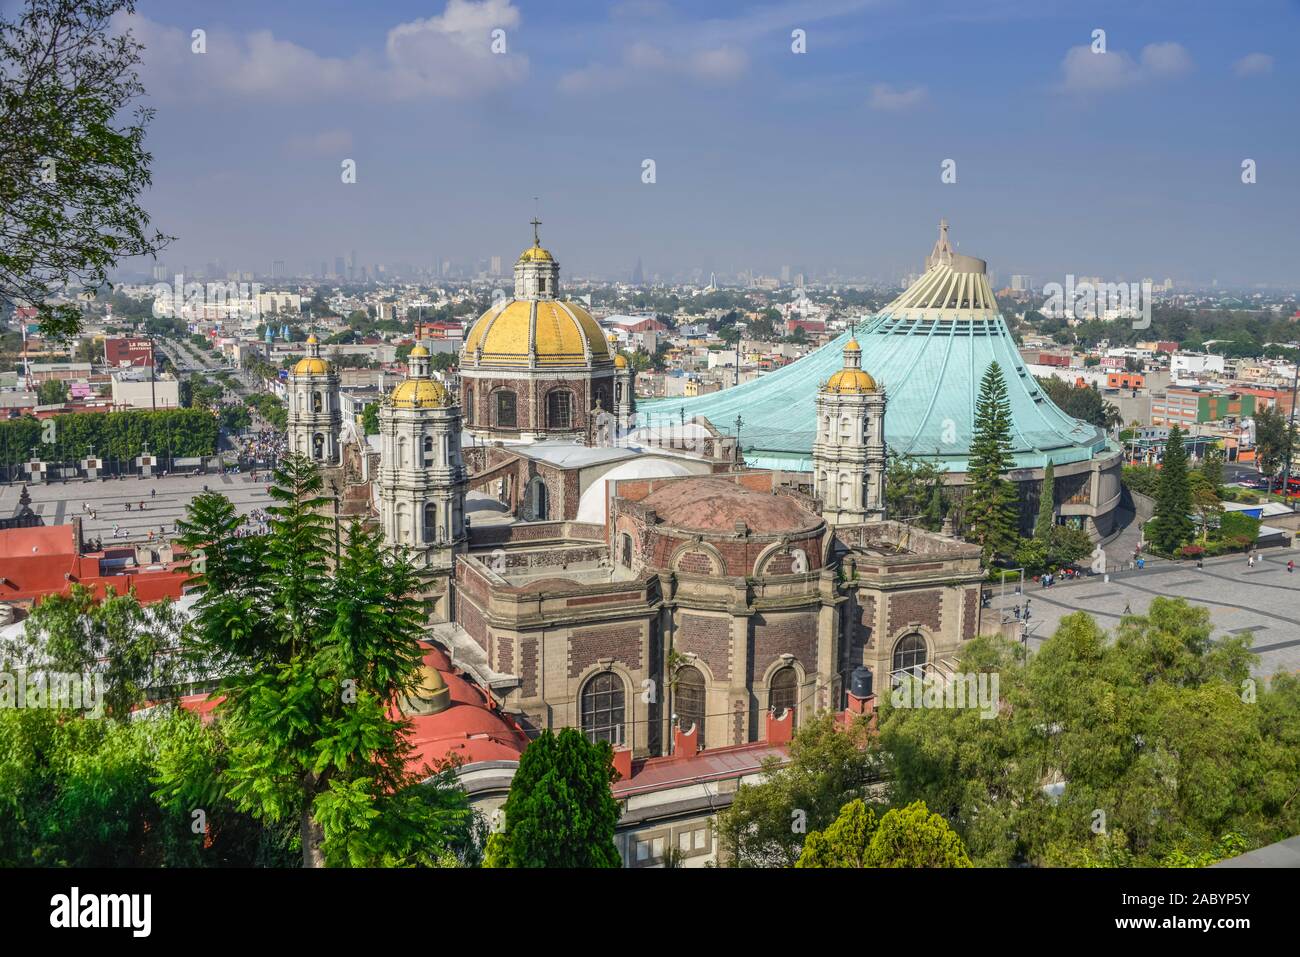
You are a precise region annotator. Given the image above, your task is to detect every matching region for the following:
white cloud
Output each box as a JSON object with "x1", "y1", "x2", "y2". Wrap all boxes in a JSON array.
[
  {"x1": 868, "y1": 83, "x2": 927, "y2": 111},
  {"x1": 689, "y1": 46, "x2": 749, "y2": 81},
  {"x1": 559, "y1": 41, "x2": 747, "y2": 94},
  {"x1": 1140, "y1": 42, "x2": 1193, "y2": 78},
  {"x1": 121, "y1": 0, "x2": 527, "y2": 104},
  {"x1": 1234, "y1": 52, "x2": 1274, "y2": 76},
  {"x1": 1058, "y1": 41, "x2": 1193, "y2": 94}
]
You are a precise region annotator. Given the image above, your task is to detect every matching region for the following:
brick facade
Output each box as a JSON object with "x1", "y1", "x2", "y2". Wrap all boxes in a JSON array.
[
  {"x1": 751, "y1": 612, "x2": 818, "y2": 677},
  {"x1": 568, "y1": 624, "x2": 643, "y2": 678},
  {"x1": 677, "y1": 613, "x2": 732, "y2": 680},
  {"x1": 887, "y1": 589, "x2": 943, "y2": 635}
]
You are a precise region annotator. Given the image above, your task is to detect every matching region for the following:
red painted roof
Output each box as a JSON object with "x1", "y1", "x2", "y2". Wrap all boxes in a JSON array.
[
  {"x1": 0, "y1": 524, "x2": 190, "y2": 604},
  {"x1": 612, "y1": 741, "x2": 788, "y2": 797}
]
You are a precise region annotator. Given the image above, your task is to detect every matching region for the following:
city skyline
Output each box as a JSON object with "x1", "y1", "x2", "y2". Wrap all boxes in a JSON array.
[{"x1": 114, "y1": 0, "x2": 1299, "y2": 288}]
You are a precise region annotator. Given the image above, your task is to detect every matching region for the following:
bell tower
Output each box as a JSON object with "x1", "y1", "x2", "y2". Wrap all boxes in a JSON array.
[{"x1": 812, "y1": 335, "x2": 887, "y2": 525}]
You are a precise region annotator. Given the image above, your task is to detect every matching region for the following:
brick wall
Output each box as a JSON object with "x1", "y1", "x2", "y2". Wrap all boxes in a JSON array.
[
  {"x1": 520, "y1": 638, "x2": 538, "y2": 696},
  {"x1": 496, "y1": 634, "x2": 514, "y2": 674},
  {"x1": 887, "y1": 589, "x2": 943, "y2": 635},
  {"x1": 849, "y1": 595, "x2": 876, "y2": 668},
  {"x1": 962, "y1": 588, "x2": 978, "y2": 641},
  {"x1": 456, "y1": 594, "x2": 488, "y2": 652},
  {"x1": 751, "y1": 611, "x2": 817, "y2": 677},
  {"x1": 568, "y1": 624, "x2": 643, "y2": 678},
  {"x1": 677, "y1": 613, "x2": 731, "y2": 680}
]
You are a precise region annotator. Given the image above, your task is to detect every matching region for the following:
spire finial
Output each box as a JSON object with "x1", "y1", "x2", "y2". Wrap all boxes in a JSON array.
[{"x1": 530, "y1": 216, "x2": 542, "y2": 247}]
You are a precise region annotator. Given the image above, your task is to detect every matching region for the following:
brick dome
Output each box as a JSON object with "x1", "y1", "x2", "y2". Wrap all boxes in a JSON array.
[{"x1": 640, "y1": 478, "x2": 819, "y2": 534}]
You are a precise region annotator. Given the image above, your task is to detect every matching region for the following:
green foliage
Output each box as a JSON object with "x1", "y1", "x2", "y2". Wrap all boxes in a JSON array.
[
  {"x1": 1219, "y1": 511, "x2": 1260, "y2": 547},
  {"x1": 362, "y1": 402, "x2": 380, "y2": 436},
  {"x1": 1148, "y1": 426, "x2": 1194, "y2": 553},
  {"x1": 0, "y1": 706, "x2": 295, "y2": 866},
  {"x1": 36, "y1": 379, "x2": 68, "y2": 405},
  {"x1": 0, "y1": 407, "x2": 217, "y2": 464},
  {"x1": 1122, "y1": 464, "x2": 1161, "y2": 498},
  {"x1": 965, "y1": 362, "x2": 1019, "y2": 564},
  {"x1": 716, "y1": 713, "x2": 878, "y2": 867},
  {"x1": 1253, "y1": 405, "x2": 1296, "y2": 479},
  {"x1": 1036, "y1": 377, "x2": 1122, "y2": 430},
  {"x1": 0, "y1": 0, "x2": 171, "y2": 340},
  {"x1": 885, "y1": 451, "x2": 947, "y2": 530},
  {"x1": 795, "y1": 799, "x2": 877, "y2": 867},
  {"x1": 171, "y1": 453, "x2": 478, "y2": 867},
  {"x1": 243, "y1": 392, "x2": 287, "y2": 431},
  {"x1": 878, "y1": 600, "x2": 1297, "y2": 866},
  {"x1": 16, "y1": 584, "x2": 197, "y2": 719},
  {"x1": 863, "y1": 800, "x2": 973, "y2": 867},
  {"x1": 487, "y1": 727, "x2": 621, "y2": 868}
]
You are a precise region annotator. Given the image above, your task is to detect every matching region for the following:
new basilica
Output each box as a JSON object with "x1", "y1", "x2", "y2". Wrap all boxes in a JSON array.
[{"x1": 284, "y1": 226, "x2": 987, "y2": 860}]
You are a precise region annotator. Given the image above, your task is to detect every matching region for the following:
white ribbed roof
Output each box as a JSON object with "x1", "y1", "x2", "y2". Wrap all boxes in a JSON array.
[{"x1": 882, "y1": 220, "x2": 999, "y2": 320}]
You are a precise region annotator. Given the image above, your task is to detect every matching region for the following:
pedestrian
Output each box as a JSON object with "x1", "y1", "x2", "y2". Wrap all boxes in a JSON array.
[
  {"x1": 139, "y1": 501, "x2": 145, "y2": 511},
  {"x1": 1248, "y1": 553, "x2": 1255, "y2": 568},
  {"x1": 1122, "y1": 601, "x2": 1131, "y2": 615},
  {"x1": 125, "y1": 502, "x2": 131, "y2": 511},
  {"x1": 1289, "y1": 560, "x2": 1295, "y2": 574},
  {"x1": 150, "y1": 488, "x2": 156, "y2": 498}
]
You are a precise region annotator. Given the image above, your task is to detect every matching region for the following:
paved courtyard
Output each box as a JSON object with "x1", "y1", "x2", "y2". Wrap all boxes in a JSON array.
[
  {"x1": 0, "y1": 472, "x2": 274, "y2": 544},
  {"x1": 990, "y1": 546, "x2": 1300, "y2": 678}
]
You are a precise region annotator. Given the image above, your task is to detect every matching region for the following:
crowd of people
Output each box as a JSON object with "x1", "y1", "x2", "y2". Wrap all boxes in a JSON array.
[{"x1": 234, "y1": 427, "x2": 286, "y2": 473}]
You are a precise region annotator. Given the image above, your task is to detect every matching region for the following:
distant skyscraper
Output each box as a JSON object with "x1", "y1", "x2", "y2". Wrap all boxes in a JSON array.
[
  {"x1": 1011, "y1": 275, "x2": 1032, "y2": 292},
  {"x1": 491, "y1": 255, "x2": 502, "y2": 276},
  {"x1": 334, "y1": 256, "x2": 345, "y2": 279},
  {"x1": 780, "y1": 264, "x2": 791, "y2": 284},
  {"x1": 631, "y1": 258, "x2": 644, "y2": 286}
]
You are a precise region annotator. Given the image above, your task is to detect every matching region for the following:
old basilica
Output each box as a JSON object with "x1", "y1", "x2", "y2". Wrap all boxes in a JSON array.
[{"x1": 285, "y1": 225, "x2": 985, "y2": 769}]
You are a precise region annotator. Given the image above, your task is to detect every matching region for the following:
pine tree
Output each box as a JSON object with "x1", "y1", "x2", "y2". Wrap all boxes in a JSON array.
[
  {"x1": 1035, "y1": 460, "x2": 1055, "y2": 542},
  {"x1": 965, "y1": 362, "x2": 1019, "y2": 564},
  {"x1": 172, "y1": 453, "x2": 477, "y2": 867},
  {"x1": 1149, "y1": 425, "x2": 1194, "y2": 553},
  {"x1": 486, "y1": 727, "x2": 622, "y2": 868}
]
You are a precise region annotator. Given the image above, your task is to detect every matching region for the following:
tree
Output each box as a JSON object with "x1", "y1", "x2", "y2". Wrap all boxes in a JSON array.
[
  {"x1": 862, "y1": 801, "x2": 973, "y2": 867},
  {"x1": 1253, "y1": 405, "x2": 1295, "y2": 480},
  {"x1": 16, "y1": 584, "x2": 196, "y2": 719},
  {"x1": 1, "y1": 0, "x2": 170, "y2": 340},
  {"x1": 878, "y1": 600, "x2": 1296, "y2": 867},
  {"x1": 964, "y1": 362, "x2": 1019, "y2": 563},
  {"x1": 173, "y1": 454, "x2": 477, "y2": 867},
  {"x1": 795, "y1": 799, "x2": 877, "y2": 868},
  {"x1": 1034, "y1": 460, "x2": 1055, "y2": 542},
  {"x1": 1199, "y1": 447, "x2": 1224, "y2": 496},
  {"x1": 0, "y1": 706, "x2": 296, "y2": 867},
  {"x1": 886, "y1": 452, "x2": 947, "y2": 530},
  {"x1": 361, "y1": 402, "x2": 380, "y2": 436},
  {"x1": 716, "y1": 713, "x2": 878, "y2": 867},
  {"x1": 1148, "y1": 425, "x2": 1193, "y2": 553},
  {"x1": 1036, "y1": 377, "x2": 1121, "y2": 430},
  {"x1": 37, "y1": 378, "x2": 68, "y2": 405},
  {"x1": 485, "y1": 727, "x2": 621, "y2": 868}
]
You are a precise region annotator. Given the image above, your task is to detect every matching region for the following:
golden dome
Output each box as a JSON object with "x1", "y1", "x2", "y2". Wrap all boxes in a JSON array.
[
  {"x1": 608, "y1": 332, "x2": 627, "y2": 368},
  {"x1": 826, "y1": 368, "x2": 877, "y2": 393},
  {"x1": 518, "y1": 244, "x2": 554, "y2": 262},
  {"x1": 400, "y1": 664, "x2": 451, "y2": 716},
  {"x1": 409, "y1": 344, "x2": 430, "y2": 357},
  {"x1": 306, "y1": 333, "x2": 319, "y2": 345},
  {"x1": 614, "y1": 353, "x2": 628, "y2": 369},
  {"x1": 390, "y1": 378, "x2": 448, "y2": 409},
  {"x1": 463, "y1": 298, "x2": 611, "y2": 368},
  {"x1": 292, "y1": 356, "x2": 330, "y2": 375},
  {"x1": 845, "y1": 338, "x2": 861, "y2": 352}
]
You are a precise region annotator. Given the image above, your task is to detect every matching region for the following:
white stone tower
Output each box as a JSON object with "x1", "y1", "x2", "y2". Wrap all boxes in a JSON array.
[
  {"x1": 812, "y1": 336, "x2": 887, "y2": 525},
  {"x1": 286, "y1": 334, "x2": 341, "y2": 465},
  {"x1": 377, "y1": 345, "x2": 467, "y2": 570},
  {"x1": 609, "y1": 333, "x2": 636, "y2": 434}
]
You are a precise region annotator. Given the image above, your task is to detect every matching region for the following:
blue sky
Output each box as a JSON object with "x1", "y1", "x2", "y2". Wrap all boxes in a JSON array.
[{"x1": 118, "y1": 0, "x2": 1299, "y2": 286}]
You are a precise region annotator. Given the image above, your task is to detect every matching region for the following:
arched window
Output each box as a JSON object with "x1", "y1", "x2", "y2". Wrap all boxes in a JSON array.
[
  {"x1": 619, "y1": 532, "x2": 633, "y2": 567},
  {"x1": 313, "y1": 391, "x2": 323, "y2": 413},
  {"x1": 423, "y1": 435, "x2": 434, "y2": 467},
  {"x1": 581, "y1": 672, "x2": 625, "y2": 746},
  {"x1": 675, "y1": 666, "x2": 706, "y2": 750},
  {"x1": 495, "y1": 390, "x2": 517, "y2": 428},
  {"x1": 398, "y1": 436, "x2": 408, "y2": 468},
  {"x1": 769, "y1": 666, "x2": 798, "y2": 732},
  {"x1": 892, "y1": 634, "x2": 927, "y2": 682},
  {"x1": 423, "y1": 502, "x2": 437, "y2": 544},
  {"x1": 312, "y1": 433, "x2": 324, "y2": 460},
  {"x1": 547, "y1": 390, "x2": 573, "y2": 430},
  {"x1": 463, "y1": 385, "x2": 472, "y2": 422}
]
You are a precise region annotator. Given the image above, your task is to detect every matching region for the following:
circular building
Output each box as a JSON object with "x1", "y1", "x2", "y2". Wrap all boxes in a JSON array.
[
  {"x1": 638, "y1": 222, "x2": 1123, "y2": 538},
  {"x1": 460, "y1": 223, "x2": 616, "y2": 442}
]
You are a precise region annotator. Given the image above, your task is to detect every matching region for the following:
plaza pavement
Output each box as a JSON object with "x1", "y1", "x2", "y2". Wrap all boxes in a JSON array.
[
  {"x1": 989, "y1": 546, "x2": 1300, "y2": 679},
  {"x1": 0, "y1": 471, "x2": 273, "y2": 544}
]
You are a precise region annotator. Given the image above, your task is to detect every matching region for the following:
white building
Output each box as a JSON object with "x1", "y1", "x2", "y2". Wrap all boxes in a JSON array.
[{"x1": 110, "y1": 372, "x2": 181, "y2": 410}]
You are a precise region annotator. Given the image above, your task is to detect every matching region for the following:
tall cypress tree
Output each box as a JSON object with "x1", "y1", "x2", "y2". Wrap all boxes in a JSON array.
[
  {"x1": 1035, "y1": 460, "x2": 1056, "y2": 542},
  {"x1": 965, "y1": 362, "x2": 1019, "y2": 564},
  {"x1": 1149, "y1": 425, "x2": 1194, "y2": 553}
]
